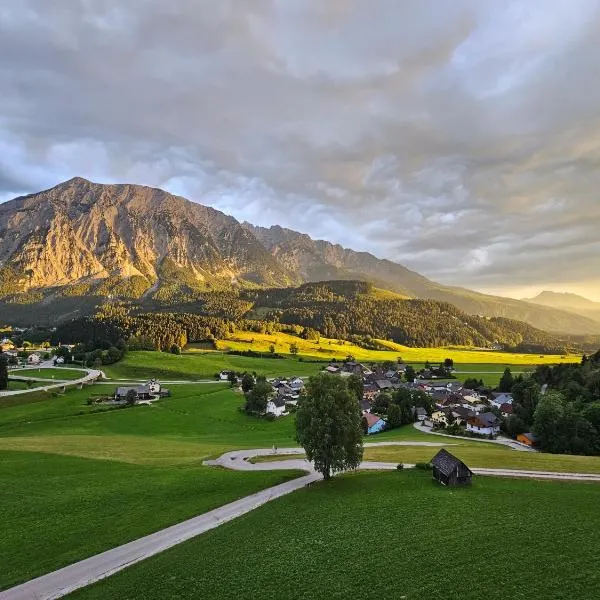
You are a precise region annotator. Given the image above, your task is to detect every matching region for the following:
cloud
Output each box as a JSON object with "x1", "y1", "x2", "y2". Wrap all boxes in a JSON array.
[{"x1": 1, "y1": 0, "x2": 600, "y2": 299}]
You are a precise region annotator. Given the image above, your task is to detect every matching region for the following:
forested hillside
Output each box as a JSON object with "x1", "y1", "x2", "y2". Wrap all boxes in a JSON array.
[{"x1": 50, "y1": 281, "x2": 576, "y2": 354}]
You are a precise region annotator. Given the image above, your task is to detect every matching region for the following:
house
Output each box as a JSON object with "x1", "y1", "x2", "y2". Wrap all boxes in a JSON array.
[
  {"x1": 362, "y1": 383, "x2": 379, "y2": 401},
  {"x1": 114, "y1": 380, "x2": 166, "y2": 403},
  {"x1": 27, "y1": 353, "x2": 41, "y2": 365},
  {"x1": 491, "y1": 393, "x2": 513, "y2": 408},
  {"x1": 364, "y1": 412, "x2": 386, "y2": 435},
  {"x1": 431, "y1": 449, "x2": 473, "y2": 486},
  {"x1": 360, "y1": 399, "x2": 371, "y2": 413},
  {"x1": 266, "y1": 396, "x2": 286, "y2": 417},
  {"x1": 517, "y1": 432, "x2": 539, "y2": 447},
  {"x1": 374, "y1": 379, "x2": 394, "y2": 391},
  {"x1": 324, "y1": 364, "x2": 340, "y2": 374},
  {"x1": 288, "y1": 377, "x2": 305, "y2": 391},
  {"x1": 466, "y1": 412, "x2": 501, "y2": 436},
  {"x1": 500, "y1": 402, "x2": 513, "y2": 417},
  {"x1": 0, "y1": 338, "x2": 15, "y2": 352},
  {"x1": 219, "y1": 370, "x2": 233, "y2": 380}
]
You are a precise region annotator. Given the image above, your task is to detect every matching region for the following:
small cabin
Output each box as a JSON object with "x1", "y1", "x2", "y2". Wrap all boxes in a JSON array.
[{"x1": 431, "y1": 449, "x2": 472, "y2": 486}]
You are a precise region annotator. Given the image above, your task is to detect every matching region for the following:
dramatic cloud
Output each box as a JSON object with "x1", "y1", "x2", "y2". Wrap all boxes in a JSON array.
[{"x1": 1, "y1": 0, "x2": 600, "y2": 299}]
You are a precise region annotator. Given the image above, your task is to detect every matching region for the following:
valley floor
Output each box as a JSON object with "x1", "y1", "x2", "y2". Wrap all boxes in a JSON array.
[{"x1": 1, "y1": 349, "x2": 597, "y2": 598}]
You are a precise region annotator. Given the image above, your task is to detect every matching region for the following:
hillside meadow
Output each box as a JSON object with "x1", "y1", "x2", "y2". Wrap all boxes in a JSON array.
[
  {"x1": 215, "y1": 329, "x2": 581, "y2": 365},
  {"x1": 69, "y1": 470, "x2": 600, "y2": 600}
]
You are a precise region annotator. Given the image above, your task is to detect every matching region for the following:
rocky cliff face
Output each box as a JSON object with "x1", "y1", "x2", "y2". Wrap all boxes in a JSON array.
[
  {"x1": 0, "y1": 178, "x2": 297, "y2": 296},
  {"x1": 1, "y1": 178, "x2": 599, "y2": 335}
]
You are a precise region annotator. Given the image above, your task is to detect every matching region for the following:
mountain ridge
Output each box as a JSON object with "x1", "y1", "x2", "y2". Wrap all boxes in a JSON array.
[
  {"x1": 524, "y1": 291, "x2": 600, "y2": 325},
  {"x1": 1, "y1": 177, "x2": 599, "y2": 335}
]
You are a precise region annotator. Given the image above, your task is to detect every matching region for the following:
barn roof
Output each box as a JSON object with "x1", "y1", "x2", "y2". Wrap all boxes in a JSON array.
[{"x1": 431, "y1": 449, "x2": 472, "y2": 477}]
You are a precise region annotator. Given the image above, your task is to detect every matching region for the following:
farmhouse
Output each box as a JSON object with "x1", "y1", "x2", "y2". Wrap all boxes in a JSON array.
[
  {"x1": 500, "y1": 402, "x2": 513, "y2": 417},
  {"x1": 467, "y1": 412, "x2": 501, "y2": 437},
  {"x1": 324, "y1": 364, "x2": 340, "y2": 374},
  {"x1": 266, "y1": 396, "x2": 286, "y2": 417},
  {"x1": 364, "y1": 412, "x2": 386, "y2": 435},
  {"x1": 517, "y1": 432, "x2": 539, "y2": 447},
  {"x1": 114, "y1": 379, "x2": 167, "y2": 402},
  {"x1": 431, "y1": 449, "x2": 472, "y2": 486},
  {"x1": 27, "y1": 353, "x2": 41, "y2": 365}
]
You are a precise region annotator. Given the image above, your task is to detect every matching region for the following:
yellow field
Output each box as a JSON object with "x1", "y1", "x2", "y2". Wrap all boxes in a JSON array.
[{"x1": 214, "y1": 330, "x2": 580, "y2": 365}]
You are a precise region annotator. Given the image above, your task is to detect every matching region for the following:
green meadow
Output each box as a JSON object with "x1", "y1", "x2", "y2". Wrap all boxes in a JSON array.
[
  {"x1": 69, "y1": 470, "x2": 600, "y2": 600},
  {"x1": 3, "y1": 374, "x2": 600, "y2": 593},
  {"x1": 9, "y1": 367, "x2": 88, "y2": 380}
]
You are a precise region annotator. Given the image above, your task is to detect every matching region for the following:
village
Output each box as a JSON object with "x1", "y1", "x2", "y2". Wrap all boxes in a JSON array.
[{"x1": 219, "y1": 358, "x2": 538, "y2": 448}]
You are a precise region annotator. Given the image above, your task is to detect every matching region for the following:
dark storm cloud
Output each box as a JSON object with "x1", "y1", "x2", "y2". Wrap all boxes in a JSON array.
[{"x1": 1, "y1": 0, "x2": 600, "y2": 298}]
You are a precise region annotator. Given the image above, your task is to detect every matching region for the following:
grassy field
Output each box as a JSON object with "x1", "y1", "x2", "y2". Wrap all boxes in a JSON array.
[
  {"x1": 69, "y1": 470, "x2": 600, "y2": 600},
  {"x1": 102, "y1": 350, "x2": 324, "y2": 380},
  {"x1": 4, "y1": 377, "x2": 600, "y2": 593},
  {"x1": 0, "y1": 451, "x2": 299, "y2": 590},
  {"x1": 4, "y1": 380, "x2": 30, "y2": 391},
  {"x1": 216, "y1": 330, "x2": 580, "y2": 365},
  {"x1": 9, "y1": 367, "x2": 87, "y2": 380},
  {"x1": 0, "y1": 382, "x2": 301, "y2": 590}
]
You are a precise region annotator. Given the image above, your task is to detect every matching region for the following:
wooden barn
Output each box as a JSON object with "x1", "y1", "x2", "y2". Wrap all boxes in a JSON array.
[{"x1": 430, "y1": 449, "x2": 472, "y2": 486}]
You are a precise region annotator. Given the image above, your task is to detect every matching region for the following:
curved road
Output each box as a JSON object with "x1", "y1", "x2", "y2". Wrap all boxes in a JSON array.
[
  {"x1": 3, "y1": 441, "x2": 600, "y2": 600},
  {"x1": 3, "y1": 365, "x2": 102, "y2": 397}
]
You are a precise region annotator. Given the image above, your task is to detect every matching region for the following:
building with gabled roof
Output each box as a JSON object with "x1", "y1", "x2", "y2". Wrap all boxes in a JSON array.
[{"x1": 431, "y1": 449, "x2": 472, "y2": 486}]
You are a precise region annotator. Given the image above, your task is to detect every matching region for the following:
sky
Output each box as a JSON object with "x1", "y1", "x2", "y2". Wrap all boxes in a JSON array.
[{"x1": 1, "y1": 1, "x2": 600, "y2": 301}]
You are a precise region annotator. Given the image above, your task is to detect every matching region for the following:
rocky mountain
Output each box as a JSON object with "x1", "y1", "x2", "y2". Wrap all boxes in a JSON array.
[
  {"x1": 1, "y1": 177, "x2": 599, "y2": 335},
  {"x1": 0, "y1": 177, "x2": 298, "y2": 302},
  {"x1": 524, "y1": 291, "x2": 600, "y2": 324},
  {"x1": 244, "y1": 224, "x2": 600, "y2": 335}
]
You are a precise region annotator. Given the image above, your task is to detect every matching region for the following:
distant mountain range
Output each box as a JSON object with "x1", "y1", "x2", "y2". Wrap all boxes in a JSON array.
[
  {"x1": 524, "y1": 291, "x2": 600, "y2": 325},
  {"x1": 1, "y1": 177, "x2": 599, "y2": 335}
]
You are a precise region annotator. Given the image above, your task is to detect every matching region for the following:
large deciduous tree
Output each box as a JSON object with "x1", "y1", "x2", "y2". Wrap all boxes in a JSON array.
[{"x1": 296, "y1": 373, "x2": 363, "y2": 480}]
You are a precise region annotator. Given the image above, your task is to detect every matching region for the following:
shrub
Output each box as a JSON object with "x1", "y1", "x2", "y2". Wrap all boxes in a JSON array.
[{"x1": 396, "y1": 463, "x2": 404, "y2": 470}]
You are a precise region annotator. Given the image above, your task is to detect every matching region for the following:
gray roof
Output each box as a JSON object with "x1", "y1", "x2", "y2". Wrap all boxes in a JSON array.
[
  {"x1": 471, "y1": 412, "x2": 501, "y2": 427},
  {"x1": 115, "y1": 385, "x2": 147, "y2": 396},
  {"x1": 431, "y1": 449, "x2": 472, "y2": 477}
]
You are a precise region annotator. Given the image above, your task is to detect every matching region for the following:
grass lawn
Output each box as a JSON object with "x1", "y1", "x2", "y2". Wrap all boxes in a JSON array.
[
  {"x1": 0, "y1": 451, "x2": 300, "y2": 590},
  {"x1": 4, "y1": 380, "x2": 30, "y2": 391},
  {"x1": 10, "y1": 367, "x2": 87, "y2": 380},
  {"x1": 69, "y1": 470, "x2": 600, "y2": 600},
  {"x1": 102, "y1": 350, "x2": 324, "y2": 381},
  {"x1": 216, "y1": 330, "x2": 581, "y2": 365}
]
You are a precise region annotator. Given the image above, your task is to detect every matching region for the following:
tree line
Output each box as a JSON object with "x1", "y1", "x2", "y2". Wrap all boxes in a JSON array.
[{"x1": 503, "y1": 350, "x2": 600, "y2": 455}]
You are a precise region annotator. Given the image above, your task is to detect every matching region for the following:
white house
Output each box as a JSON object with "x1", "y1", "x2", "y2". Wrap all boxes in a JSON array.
[
  {"x1": 466, "y1": 412, "x2": 501, "y2": 436},
  {"x1": 27, "y1": 353, "x2": 41, "y2": 365},
  {"x1": 266, "y1": 397, "x2": 286, "y2": 417},
  {"x1": 219, "y1": 370, "x2": 232, "y2": 380}
]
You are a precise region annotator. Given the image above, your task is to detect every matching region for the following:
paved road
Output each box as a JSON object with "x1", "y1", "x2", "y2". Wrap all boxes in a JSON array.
[
  {"x1": 2, "y1": 366, "x2": 102, "y2": 397},
  {"x1": 4, "y1": 441, "x2": 600, "y2": 600},
  {"x1": 412, "y1": 421, "x2": 536, "y2": 452}
]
